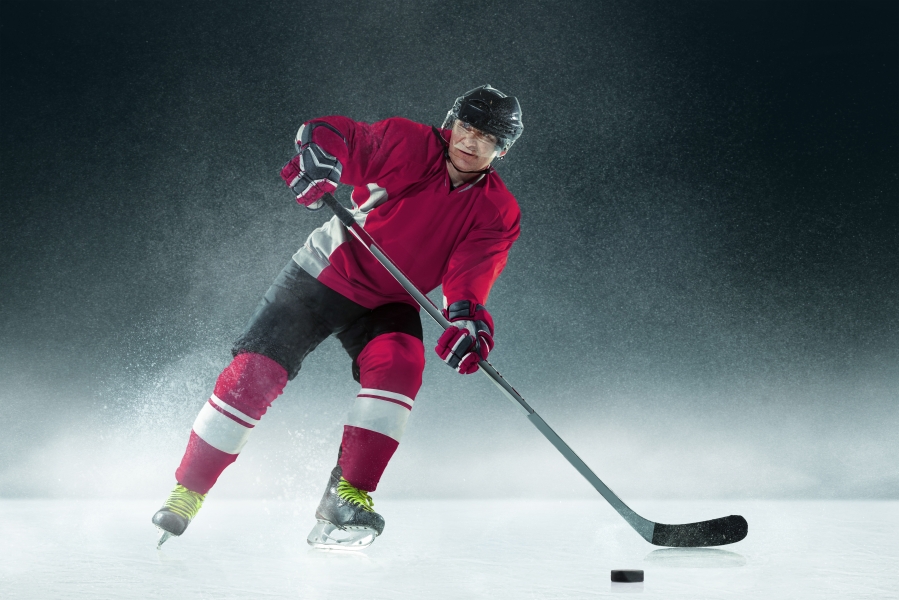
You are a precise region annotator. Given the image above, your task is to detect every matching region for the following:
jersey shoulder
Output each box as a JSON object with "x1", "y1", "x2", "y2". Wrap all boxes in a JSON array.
[
  {"x1": 374, "y1": 117, "x2": 435, "y2": 149},
  {"x1": 368, "y1": 117, "x2": 445, "y2": 177},
  {"x1": 479, "y1": 173, "x2": 521, "y2": 233},
  {"x1": 378, "y1": 116, "x2": 431, "y2": 134}
]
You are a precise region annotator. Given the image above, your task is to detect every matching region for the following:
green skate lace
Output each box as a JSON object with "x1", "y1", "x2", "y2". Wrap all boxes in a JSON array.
[
  {"x1": 337, "y1": 477, "x2": 375, "y2": 512},
  {"x1": 164, "y1": 484, "x2": 206, "y2": 520}
]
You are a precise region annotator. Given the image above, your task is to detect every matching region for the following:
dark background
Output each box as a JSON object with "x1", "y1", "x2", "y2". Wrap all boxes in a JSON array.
[{"x1": 1, "y1": 0, "x2": 896, "y2": 501}]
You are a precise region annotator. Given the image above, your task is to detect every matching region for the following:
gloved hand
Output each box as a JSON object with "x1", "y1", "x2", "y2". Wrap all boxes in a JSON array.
[
  {"x1": 280, "y1": 142, "x2": 342, "y2": 210},
  {"x1": 435, "y1": 300, "x2": 494, "y2": 374}
]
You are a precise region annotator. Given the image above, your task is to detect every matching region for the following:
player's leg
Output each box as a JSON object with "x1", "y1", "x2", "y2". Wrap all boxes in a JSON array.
[
  {"x1": 172, "y1": 351, "x2": 287, "y2": 497},
  {"x1": 171, "y1": 261, "x2": 360, "y2": 494},
  {"x1": 307, "y1": 303, "x2": 424, "y2": 549},
  {"x1": 152, "y1": 350, "x2": 288, "y2": 547},
  {"x1": 153, "y1": 260, "x2": 367, "y2": 545},
  {"x1": 339, "y1": 329, "x2": 424, "y2": 491}
]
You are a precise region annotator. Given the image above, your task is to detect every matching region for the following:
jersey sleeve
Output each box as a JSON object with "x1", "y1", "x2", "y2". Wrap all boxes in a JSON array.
[
  {"x1": 296, "y1": 116, "x2": 420, "y2": 189},
  {"x1": 441, "y1": 201, "x2": 521, "y2": 307}
]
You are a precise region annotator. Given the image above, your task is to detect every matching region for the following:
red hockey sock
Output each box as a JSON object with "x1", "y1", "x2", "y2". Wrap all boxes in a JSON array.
[
  {"x1": 338, "y1": 332, "x2": 424, "y2": 491},
  {"x1": 175, "y1": 352, "x2": 287, "y2": 494}
]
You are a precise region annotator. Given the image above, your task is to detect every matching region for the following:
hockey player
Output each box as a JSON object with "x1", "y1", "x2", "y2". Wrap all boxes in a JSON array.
[{"x1": 152, "y1": 85, "x2": 524, "y2": 549}]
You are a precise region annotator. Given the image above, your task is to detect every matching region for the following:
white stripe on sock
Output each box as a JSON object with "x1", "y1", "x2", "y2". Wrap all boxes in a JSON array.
[
  {"x1": 358, "y1": 388, "x2": 414, "y2": 407},
  {"x1": 346, "y1": 394, "x2": 413, "y2": 442},
  {"x1": 209, "y1": 394, "x2": 260, "y2": 426},
  {"x1": 192, "y1": 400, "x2": 253, "y2": 455}
]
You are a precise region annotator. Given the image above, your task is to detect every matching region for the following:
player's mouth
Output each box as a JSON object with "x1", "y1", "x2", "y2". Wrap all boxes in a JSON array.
[{"x1": 452, "y1": 143, "x2": 478, "y2": 158}]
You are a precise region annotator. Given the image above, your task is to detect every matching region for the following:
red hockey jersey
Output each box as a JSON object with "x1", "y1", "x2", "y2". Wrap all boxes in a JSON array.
[{"x1": 292, "y1": 116, "x2": 521, "y2": 310}]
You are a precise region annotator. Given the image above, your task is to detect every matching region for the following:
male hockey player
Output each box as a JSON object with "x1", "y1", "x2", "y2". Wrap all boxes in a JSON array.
[{"x1": 152, "y1": 85, "x2": 524, "y2": 549}]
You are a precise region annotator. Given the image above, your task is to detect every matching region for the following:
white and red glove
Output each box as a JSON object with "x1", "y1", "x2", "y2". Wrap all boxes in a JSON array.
[
  {"x1": 435, "y1": 300, "x2": 495, "y2": 374},
  {"x1": 279, "y1": 141, "x2": 342, "y2": 210}
]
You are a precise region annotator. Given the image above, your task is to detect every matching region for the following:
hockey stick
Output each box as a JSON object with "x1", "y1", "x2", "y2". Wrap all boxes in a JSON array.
[{"x1": 318, "y1": 192, "x2": 747, "y2": 547}]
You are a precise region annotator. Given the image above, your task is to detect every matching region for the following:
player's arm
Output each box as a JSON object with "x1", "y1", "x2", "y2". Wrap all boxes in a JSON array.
[
  {"x1": 435, "y1": 213, "x2": 520, "y2": 374},
  {"x1": 278, "y1": 116, "x2": 384, "y2": 209}
]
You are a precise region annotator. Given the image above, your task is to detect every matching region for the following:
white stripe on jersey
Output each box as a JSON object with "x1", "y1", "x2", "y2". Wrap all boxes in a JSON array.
[
  {"x1": 346, "y1": 390, "x2": 414, "y2": 442},
  {"x1": 292, "y1": 182, "x2": 384, "y2": 278},
  {"x1": 192, "y1": 399, "x2": 253, "y2": 455},
  {"x1": 356, "y1": 184, "x2": 389, "y2": 212},
  {"x1": 293, "y1": 216, "x2": 350, "y2": 278}
]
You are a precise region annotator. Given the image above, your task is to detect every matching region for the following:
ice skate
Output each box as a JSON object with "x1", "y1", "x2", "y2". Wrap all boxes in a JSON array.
[
  {"x1": 307, "y1": 466, "x2": 385, "y2": 550},
  {"x1": 151, "y1": 484, "x2": 206, "y2": 549}
]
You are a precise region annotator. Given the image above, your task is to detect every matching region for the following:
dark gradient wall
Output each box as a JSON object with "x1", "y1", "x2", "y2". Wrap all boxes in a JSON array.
[{"x1": 1, "y1": 1, "x2": 896, "y2": 501}]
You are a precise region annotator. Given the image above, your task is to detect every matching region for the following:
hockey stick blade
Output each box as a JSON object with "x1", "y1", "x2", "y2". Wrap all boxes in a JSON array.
[
  {"x1": 527, "y1": 409, "x2": 747, "y2": 547},
  {"x1": 651, "y1": 515, "x2": 748, "y2": 547}
]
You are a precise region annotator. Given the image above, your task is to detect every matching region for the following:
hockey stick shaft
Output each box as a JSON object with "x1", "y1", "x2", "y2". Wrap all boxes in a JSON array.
[
  {"x1": 318, "y1": 192, "x2": 656, "y2": 540},
  {"x1": 317, "y1": 192, "x2": 747, "y2": 546}
]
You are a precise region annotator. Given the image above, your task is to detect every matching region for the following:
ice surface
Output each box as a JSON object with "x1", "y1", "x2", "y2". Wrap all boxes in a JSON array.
[{"x1": 1, "y1": 499, "x2": 896, "y2": 599}]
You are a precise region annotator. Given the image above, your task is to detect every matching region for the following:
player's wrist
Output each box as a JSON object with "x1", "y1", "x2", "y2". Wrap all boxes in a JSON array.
[{"x1": 443, "y1": 300, "x2": 494, "y2": 336}]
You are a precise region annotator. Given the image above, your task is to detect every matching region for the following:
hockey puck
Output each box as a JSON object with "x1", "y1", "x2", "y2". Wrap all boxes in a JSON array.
[{"x1": 611, "y1": 570, "x2": 644, "y2": 583}]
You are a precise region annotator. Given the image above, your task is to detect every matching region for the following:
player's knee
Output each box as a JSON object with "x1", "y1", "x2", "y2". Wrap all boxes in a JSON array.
[
  {"x1": 213, "y1": 352, "x2": 288, "y2": 420},
  {"x1": 357, "y1": 332, "x2": 425, "y2": 399},
  {"x1": 363, "y1": 332, "x2": 426, "y2": 375}
]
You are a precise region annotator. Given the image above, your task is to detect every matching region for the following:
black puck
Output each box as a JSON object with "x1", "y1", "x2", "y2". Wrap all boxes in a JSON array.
[{"x1": 611, "y1": 570, "x2": 644, "y2": 583}]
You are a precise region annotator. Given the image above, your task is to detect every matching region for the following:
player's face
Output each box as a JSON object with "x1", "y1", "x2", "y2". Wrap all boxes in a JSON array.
[{"x1": 448, "y1": 120, "x2": 506, "y2": 171}]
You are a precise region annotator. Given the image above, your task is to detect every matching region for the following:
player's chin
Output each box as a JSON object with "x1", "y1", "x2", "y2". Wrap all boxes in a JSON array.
[{"x1": 458, "y1": 156, "x2": 489, "y2": 172}]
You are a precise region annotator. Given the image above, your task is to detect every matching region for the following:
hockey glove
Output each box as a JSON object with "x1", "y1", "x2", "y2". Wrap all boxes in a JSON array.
[
  {"x1": 435, "y1": 300, "x2": 494, "y2": 375},
  {"x1": 280, "y1": 142, "x2": 342, "y2": 210}
]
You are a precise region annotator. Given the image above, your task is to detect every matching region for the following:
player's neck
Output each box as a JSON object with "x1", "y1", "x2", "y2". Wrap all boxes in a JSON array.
[{"x1": 446, "y1": 159, "x2": 481, "y2": 189}]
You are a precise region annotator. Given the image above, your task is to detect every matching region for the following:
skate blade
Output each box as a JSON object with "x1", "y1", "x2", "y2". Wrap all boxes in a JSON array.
[
  {"x1": 156, "y1": 529, "x2": 176, "y2": 549},
  {"x1": 306, "y1": 520, "x2": 378, "y2": 551}
]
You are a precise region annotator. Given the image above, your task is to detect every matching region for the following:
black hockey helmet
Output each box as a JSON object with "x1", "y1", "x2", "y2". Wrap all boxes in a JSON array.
[{"x1": 442, "y1": 85, "x2": 523, "y2": 153}]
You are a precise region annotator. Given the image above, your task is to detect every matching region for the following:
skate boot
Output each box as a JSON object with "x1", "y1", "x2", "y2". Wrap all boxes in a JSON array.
[
  {"x1": 151, "y1": 483, "x2": 206, "y2": 549},
  {"x1": 307, "y1": 465, "x2": 385, "y2": 550}
]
